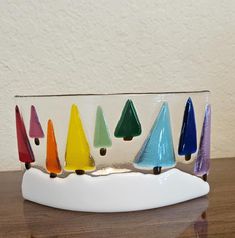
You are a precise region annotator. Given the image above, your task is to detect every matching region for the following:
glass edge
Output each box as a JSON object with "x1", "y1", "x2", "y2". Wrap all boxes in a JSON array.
[{"x1": 14, "y1": 90, "x2": 211, "y2": 98}]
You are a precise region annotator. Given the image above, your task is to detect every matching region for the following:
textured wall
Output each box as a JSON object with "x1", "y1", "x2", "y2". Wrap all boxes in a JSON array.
[{"x1": 0, "y1": 1, "x2": 235, "y2": 170}]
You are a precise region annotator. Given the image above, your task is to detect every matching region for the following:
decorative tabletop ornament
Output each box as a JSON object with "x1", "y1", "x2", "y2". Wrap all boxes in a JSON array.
[
  {"x1": 16, "y1": 91, "x2": 211, "y2": 212},
  {"x1": 178, "y1": 98, "x2": 197, "y2": 161},
  {"x1": 29, "y1": 105, "x2": 44, "y2": 145}
]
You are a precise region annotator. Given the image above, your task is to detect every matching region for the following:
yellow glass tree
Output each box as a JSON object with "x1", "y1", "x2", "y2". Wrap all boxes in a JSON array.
[{"x1": 64, "y1": 104, "x2": 95, "y2": 175}]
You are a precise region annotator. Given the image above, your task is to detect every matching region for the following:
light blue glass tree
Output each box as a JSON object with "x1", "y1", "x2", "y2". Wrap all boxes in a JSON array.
[{"x1": 134, "y1": 102, "x2": 176, "y2": 174}]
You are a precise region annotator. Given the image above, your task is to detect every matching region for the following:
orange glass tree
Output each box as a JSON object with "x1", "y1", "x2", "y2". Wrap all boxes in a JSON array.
[{"x1": 46, "y1": 120, "x2": 62, "y2": 178}]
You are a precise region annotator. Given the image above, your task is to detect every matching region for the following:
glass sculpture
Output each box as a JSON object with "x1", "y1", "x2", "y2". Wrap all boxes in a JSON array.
[{"x1": 15, "y1": 91, "x2": 211, "y2": 212}]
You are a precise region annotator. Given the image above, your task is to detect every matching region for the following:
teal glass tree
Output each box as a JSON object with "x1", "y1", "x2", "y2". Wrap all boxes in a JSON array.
[
  {"x1": 114, "y1": 99, "x2": 142, "y2": 141},
  {"x1": 134, "y1": 102, "x2": 175, "y2": 174},
  {"x1": 94, "y1": 106, "x2": 112, "y2": 156}
]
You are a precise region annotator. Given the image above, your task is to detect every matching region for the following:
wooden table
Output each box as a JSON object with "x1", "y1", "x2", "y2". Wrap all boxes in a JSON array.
[{"x1": 0, "y1": 158, "x2": 234, "y2": 238}]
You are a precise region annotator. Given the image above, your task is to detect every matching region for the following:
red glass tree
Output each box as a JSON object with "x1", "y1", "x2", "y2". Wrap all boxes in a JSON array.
[{"x1": 15, "y1": 105, "x2": 35, "y2": 169}]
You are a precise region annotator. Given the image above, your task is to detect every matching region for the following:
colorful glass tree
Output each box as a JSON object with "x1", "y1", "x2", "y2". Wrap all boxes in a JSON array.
[
  {"x1": 194, "y1": 105, "x2": 211, "y2": 181},
  {"x1": 94, "y1": 106, "x2": 112, "y2": 156},
  {"x1": 178, "y1": 97, "x2": 197, "y2": 161},
  {"x1": 29, "y1": 105, "x2": 44, "y2": 145},
  {"x1": 65, "y1": 104, "x2": 95, "y2": 175},
  {"x1": 46, "y1": 120, "x2": 62, "y2": 178},
  {"x1": 15, "y1": 105, "x2": 35, "y2": 169},
  {"x1": 114, "y1": 99, "x2": 142, "y2": 141},
  {"x1": 134, "y1": 102, "x2": 175, "y2": 174}
]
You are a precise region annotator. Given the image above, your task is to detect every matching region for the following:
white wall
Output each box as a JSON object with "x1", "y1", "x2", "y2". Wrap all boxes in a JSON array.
[{"x1": 0, "y1": 1, "x2": 234, "y2": 171}]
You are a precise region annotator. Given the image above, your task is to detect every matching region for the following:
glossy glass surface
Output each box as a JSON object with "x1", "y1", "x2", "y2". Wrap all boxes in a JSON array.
[
  {"x1": 15, "y1": 106, "x2": 35, "y2": 163},
  {"x1": 93, "y1": 106, "x2": 112, "y2": 148},
  {"x1": 134, "y1": 102, "x2": 175, "y2": 168},
  {"x1": 178, "y1": 98, "x2": 197, "y2": 157},
  {"x1": 29, "y1": 105, "x2": 44, "y2": 138},
  {"x1": 15, "y1": 91, "x2": 210, "y2": 175},
  {"x1": 64, "y1": 104, "x2": 95, "y2": 171},
  {"x1": 46, "y1": 120, "x2": 62, "y2": 174},
  {"x1": 114, "y1": 99, "x2": 142, "y2": 140},
  {"x1": 194, "y1": 105, "x2": 211, "y2": 176}
]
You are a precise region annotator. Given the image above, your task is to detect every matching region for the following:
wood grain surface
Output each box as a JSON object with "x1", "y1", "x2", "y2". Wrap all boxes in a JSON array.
[{"x1": 0, "y1": 158, "x2": 234, "y2": 238}]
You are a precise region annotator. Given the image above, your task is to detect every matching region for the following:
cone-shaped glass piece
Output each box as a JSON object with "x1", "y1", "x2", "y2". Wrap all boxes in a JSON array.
[
  {"x1": 15, "y1": 105, "x2": 35, "y2": 163},
  {"x1": 178, "y1": 98, "x2": 197, "y2": 157},
  {"x1": 134, "y1": 102, "x2": 175, "y2": 168},
  {"x1": 29, "y1": 105, "x2": 44, "y2": 138},
  {"x1": 194, "y1": 105, "x2": 211, "y2": 176},
  {"x1": 94, "y1": 106, "x2": 112, "y2": 148},
  {"x1": 64, "y1": 104, "x2": 95, "y2": 171},
  {"x1": 46, "y1": 120, "x2": 62, "y2": 174},
  {"x1": 114, "y1": 99, "x2": 142, "y2": 140}
]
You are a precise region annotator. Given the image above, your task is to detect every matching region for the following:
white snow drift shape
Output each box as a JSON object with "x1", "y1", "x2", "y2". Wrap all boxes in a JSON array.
[{"x1": 22, "y1": 168, "x2": 209, "y2": 212}]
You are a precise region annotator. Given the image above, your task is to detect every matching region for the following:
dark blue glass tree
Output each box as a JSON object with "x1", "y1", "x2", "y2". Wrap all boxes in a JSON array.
[{"x1": 178, "y1": 97, "x2": 197, "y2": 161}]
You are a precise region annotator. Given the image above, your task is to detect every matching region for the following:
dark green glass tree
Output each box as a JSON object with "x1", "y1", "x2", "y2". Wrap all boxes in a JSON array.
[{"x1": 114, "y1": 99, "x2": 142, "y2": 141}]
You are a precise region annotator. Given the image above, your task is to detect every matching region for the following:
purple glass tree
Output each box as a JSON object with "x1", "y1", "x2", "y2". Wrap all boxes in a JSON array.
[
  {"x1": 194, "y1": 105, "x2": 211, "y2": 181},
  {"x1": 29, "y1": 105, "x2": 44, "y2": 145}
]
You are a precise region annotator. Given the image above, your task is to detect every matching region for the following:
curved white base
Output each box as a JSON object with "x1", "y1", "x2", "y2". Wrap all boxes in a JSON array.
[{"x1": 22, "y1": 168, "x2": 209, "y2": 212}]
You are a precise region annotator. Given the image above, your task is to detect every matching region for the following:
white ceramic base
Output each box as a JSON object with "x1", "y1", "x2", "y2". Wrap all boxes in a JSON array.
[{"x1": 22, "y1": 168, "x2": 209, "y2": 212}]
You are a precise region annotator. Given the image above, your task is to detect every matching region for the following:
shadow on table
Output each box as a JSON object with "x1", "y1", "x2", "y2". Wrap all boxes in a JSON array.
[{"x1": 22, "y1": 197, "x2": 208, "y2": 238}]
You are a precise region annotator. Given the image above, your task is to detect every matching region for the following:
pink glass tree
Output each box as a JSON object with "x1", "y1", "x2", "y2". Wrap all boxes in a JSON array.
[
  {"x1": 29, "y1": 105, "x2": 44, "y2": 145},
  {"x1": 194, "y1": 105, "x2": 211, "y2": 181},
  {"x1": 15, "y1": 106, "x2": 35, "y2": 169}
]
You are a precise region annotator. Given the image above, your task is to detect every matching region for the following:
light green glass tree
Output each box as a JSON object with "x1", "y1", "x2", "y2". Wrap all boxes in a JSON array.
[{"x1": 94, "y1": 106, "x2": 112, "y2": 156}]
